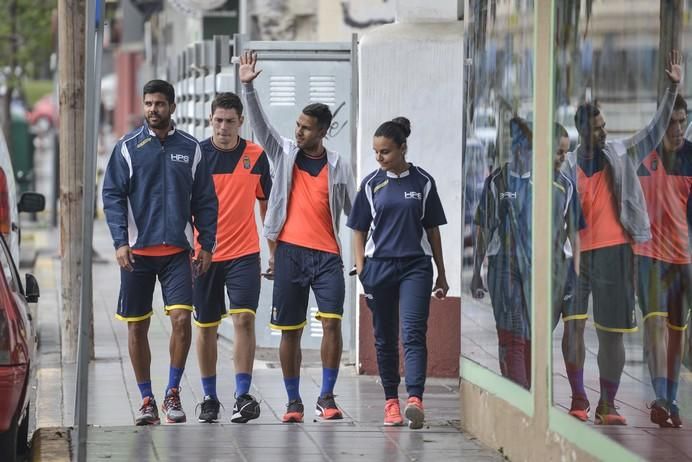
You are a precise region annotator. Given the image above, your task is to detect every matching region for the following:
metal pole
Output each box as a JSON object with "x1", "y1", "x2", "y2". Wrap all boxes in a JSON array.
[
  {"x1": 239, "y1": 0, "x2": 248, "y2": 35},
  {"x1": 74, "y1": 1, "x2": 105, "y2": 460}
]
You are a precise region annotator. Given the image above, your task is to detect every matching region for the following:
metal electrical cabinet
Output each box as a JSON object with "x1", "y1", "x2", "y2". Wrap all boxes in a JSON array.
[{"x1": 172, "y1": 35, "x2": 358, "y2": 357}]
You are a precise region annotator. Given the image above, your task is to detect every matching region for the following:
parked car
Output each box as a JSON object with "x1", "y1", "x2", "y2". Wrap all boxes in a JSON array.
[
  {"x1": 0, "y1": 126, "x2": 46, "y2": 263},
  {"x1": 25, "y1": 94, "x2": 58, "y2": 133},
  {"x1": 0, "y1": 232, "x2": 40, "y2": 461}
]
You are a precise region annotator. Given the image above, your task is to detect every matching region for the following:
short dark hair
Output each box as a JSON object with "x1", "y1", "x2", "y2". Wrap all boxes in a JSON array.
[
  {"x1": 674, "y1": 94, "x2": 688, "y2": 113},
  {"x1": 211, "y1": 92, "x2": 243, "y2": 116},
  {"x1": 302, "y1": 103, "x2": 332, "y2": 130},
  {"x1": 509, "y1": 116, "x2": 532, "y2": 149},
  {"x1": 374, "y1": 117, "x2": 411, "y2": 146},
  {"x1": 574, "y1": 102, "x2": 600, "y2": 137},
  {"x1": 143, "y1": 79, "x2": 175, "y2": 104},
  {"x1": 554, "y1": 122, "x2": 568, "y2": 146}
]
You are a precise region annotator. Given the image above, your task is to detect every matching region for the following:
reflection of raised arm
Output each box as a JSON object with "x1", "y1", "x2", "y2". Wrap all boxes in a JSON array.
[
  {"x1": 240, "y1": 51, "x2": 285, "y2": 163},
  {"x1": 624, "y1": 50, "x2": 682, "y2": 163}
]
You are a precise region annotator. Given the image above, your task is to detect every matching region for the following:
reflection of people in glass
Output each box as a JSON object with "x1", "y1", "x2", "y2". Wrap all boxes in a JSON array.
[
  {"x1": 471, "y1": 117, "x2": 532, "y2": 389},
  {"x1": 552, "y1": 123, "x2": 588, "y2": 420},
  {"x1": 348, "y1": 117, "x2": 449, "y2": 429},
  {"x1": 564, "y1": 51, "x2": 682, "y2": 425},
  {"x1": 634, "y1": 94, "x2": 691, "y2": 428}
]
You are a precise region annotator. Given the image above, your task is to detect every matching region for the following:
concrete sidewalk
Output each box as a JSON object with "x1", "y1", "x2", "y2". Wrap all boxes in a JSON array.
[{"x1": 28, "y1": 219, "x2": 503, "y2": 461}]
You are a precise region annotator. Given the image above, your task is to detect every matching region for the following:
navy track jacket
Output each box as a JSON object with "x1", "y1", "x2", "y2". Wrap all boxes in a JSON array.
[{"x1": 102, "y1": 124, "x2": 218, "y2": 253}]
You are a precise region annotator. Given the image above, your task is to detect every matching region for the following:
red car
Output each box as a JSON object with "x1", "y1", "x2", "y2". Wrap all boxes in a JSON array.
[{"x1": 0, "y1": 219, "x2": 41, "y2": 461}]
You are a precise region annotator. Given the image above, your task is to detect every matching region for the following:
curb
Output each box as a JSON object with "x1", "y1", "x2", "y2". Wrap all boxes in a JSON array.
[{"x1": 30, "y1": 427, "x2": 71, "y2": 462}]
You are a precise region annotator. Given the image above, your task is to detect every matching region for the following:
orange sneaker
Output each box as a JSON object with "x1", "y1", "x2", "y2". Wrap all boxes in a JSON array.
[
  {"x1": 404, "y1": 396, "x2": 425, "y2": 429},
  {"x1": 594, "y1": 401, "x2": 626, "y2": 426},
  {"x1": 282, "y1": 399, "x2": 304, "y2": 423},
  {"x1": 384, "y1": 399, "x2": 404, "y2": 426},
  {"x1": 315, "y1": 394, "x2": 343, "y2": 420},
  {"x1": 568, "y1": 396, "x2": 590, "y2": 422},
  {"x1": 648, "y1": 400, "x2": 672, "y2": 428}
]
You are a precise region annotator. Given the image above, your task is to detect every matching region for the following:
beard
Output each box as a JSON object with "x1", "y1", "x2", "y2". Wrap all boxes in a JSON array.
[{"x1": 146, "y1": 113, "x2": 171, "y2": 130}]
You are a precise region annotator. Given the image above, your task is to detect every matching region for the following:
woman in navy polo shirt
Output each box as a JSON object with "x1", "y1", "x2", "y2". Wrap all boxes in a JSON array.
[{"x1": 347, "y1": 117, "x2": 449, "y2": 429}]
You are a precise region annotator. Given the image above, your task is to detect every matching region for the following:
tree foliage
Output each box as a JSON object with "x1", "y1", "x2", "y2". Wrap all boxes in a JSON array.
[{"x1": 0, "y1": 0, "x2": 55, "y2": 85}]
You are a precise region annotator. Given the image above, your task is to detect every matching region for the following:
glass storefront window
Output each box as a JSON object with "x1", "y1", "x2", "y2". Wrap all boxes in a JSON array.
[
  {"x1": 462, "y1": 0, "x2": 536, "y2": 391},
  {"x1": 552, "y1": 1, "x2": 692, "y2": 457}
]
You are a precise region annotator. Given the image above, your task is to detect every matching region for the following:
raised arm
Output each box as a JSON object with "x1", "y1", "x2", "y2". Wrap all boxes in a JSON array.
[
  {"x1": 623, "y1": 50, "x2": 682, "y2": 163},
  {"x1": 239, "y1": 51, "x2": 287, "y2": 163}
]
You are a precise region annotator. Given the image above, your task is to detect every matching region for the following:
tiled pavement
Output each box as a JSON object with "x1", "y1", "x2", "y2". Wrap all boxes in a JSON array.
[{"x1": 28, "y1": 219, "x2": 503, "y2": 461}]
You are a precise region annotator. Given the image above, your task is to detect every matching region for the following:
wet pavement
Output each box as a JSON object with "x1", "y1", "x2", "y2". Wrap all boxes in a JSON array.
[{"x1": 26, "y1": 219, "x2": 503, "y2": 461}]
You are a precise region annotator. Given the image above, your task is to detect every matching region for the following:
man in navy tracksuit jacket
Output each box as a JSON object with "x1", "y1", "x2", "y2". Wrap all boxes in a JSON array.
[{"x1": 102, "y1": 79, "x2": 217, "y2": 425}]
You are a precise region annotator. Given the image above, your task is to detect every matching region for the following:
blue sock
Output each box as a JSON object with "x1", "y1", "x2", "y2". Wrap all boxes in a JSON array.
[
  {"x1": 235, "y1": 373, "x2": 252, "y2": 397},
  {"x1": 284, "y1": 376, "x2": 301, "y2": 402},
  {"x1": 652, "y1": 377, "x2": 667, "y2": 401},
  {"x1": 320, "y1": 367, "x2": 339, "y2": 397},
  {"x1": 201, "y1": 375, "x2": 217, "y2": 399},
  {"x1": 137, "y1": 381, "x2": 153, "y2": 399},
  {"x1": 167, "y1": 366, "x2": 184, "y2": 393},
  {"x1": 667, "y1": 378, "x2": 679, "y2": 402}
]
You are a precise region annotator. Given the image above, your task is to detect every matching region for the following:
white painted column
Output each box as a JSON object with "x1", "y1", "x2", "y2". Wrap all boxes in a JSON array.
[{"x1": 357, "y1": 20, "x2": 464, "y2": 296}]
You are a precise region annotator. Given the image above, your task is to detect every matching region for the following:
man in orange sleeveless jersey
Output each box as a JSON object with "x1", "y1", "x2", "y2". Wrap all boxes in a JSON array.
[
  {"x1": 239, "y1": 51, "x2": 355, "y2": 423},
  {"x1": 193, "y1": 93, "x2": 273, "y2": 424}
]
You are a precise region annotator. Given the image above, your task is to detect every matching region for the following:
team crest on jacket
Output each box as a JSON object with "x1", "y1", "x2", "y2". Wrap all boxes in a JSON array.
[{"x1": 243, "y1": 156, "x2": 251, "y2": 169}]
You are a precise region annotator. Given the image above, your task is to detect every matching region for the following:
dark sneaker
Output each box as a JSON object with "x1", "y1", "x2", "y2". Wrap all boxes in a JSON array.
[
  {"x1": 282, "y1": 399, "x2": 304, "y2": 423},
  {"x1": 197, "y1": 395, "x2": 221, "y2": 423},
  {"x1": 648, "y1": 399, "x2": 672, "y2": 427},
  {"x1": 594, "y1": 401, "x2": 626, "y2": 425},
  {"x1": 162, "y1": 388, "x2": 186, "y2": 423},
  {"x1": 231, "y1": 394, "x2": 261, "y2": 423},
  {"x1": 135, "y1": 396, "x2": 160, "y2": 426},
  {"x1": 315, "y1": 394, "x2": 343, "y2": 420},
  {"x1": 669, "y1": 401, "x2": 683, "y2": 428},
  {"x1": 568, "y1": 396, "x2": 590, "y2": 422}
]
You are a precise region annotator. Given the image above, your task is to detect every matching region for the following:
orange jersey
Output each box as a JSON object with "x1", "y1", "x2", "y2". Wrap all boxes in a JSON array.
[
  {"x1": 195, "y1": 138, "x2": 272, "y2": 262},
  {"x1": 132, "y1": 244, "x2": 186, "y2": 257},
  {"x1": 633, "y1": 145, "x2": 692, "y2": 264},
  {"x1": 576, "y1": 153, "x2": 630, "y2": 251},
  {"x1": 278, "y1": 152, "x2": 339, "y2": 254}
]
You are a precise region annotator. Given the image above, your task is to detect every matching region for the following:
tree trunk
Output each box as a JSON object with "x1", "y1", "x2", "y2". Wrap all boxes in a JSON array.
[{"x1": 58, "y1": 0, "x2": 87, "y2": 363}]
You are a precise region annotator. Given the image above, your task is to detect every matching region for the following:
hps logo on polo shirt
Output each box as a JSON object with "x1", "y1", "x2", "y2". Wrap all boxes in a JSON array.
[
  {"x1": 404, "y1": 191, "x2": 422, "y2": 200},
  {"x1": 170, "y1": 153, "x2": 190, "y2": 163}
]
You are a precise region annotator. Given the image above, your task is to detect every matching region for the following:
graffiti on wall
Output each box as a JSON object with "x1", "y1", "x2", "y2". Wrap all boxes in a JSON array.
[{"x1": 340, "y1": 0, "x2": 394, "y2": 29}]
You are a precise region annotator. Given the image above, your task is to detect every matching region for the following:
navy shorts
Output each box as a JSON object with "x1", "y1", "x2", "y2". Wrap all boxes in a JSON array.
[
  {"x1": 193, "y1": 253, "x2": 261, "y2": 327},
  {"x1": 637, "y1": 256, "x2": 692, "y2": 330},
  {"x1": 576, "y1": 244, "x2": 637, "y2": 333},
  {"x1": 270, "y1": 242, "x2": 345, "y2": 330},
  {"x1": 116, "y1": 251, "x2": 193, "y2": 322}
]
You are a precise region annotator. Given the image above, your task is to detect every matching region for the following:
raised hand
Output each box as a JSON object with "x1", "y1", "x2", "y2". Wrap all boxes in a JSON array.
[
  {"x1": 239, "y1": 50, "x2": 262, "y2": 84},
  {"x1": 665, "y1": 49, "x2": 683, "y2": 84}
]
